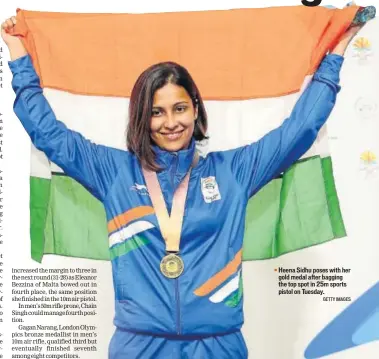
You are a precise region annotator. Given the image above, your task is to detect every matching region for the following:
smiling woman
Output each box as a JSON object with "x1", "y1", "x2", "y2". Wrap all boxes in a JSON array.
[{"x1": 127, "y1": 61, "x2": 208, "y2": 171}]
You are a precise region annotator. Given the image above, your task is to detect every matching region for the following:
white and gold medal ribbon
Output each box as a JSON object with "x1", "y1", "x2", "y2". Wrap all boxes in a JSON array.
[{"x1": 142, "y1": 152, "x2": 199, "y2": 278}]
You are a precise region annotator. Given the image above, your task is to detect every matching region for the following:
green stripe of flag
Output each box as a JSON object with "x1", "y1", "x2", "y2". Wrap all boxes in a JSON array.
[
  {"x1": 322, "y1": 157, "x2": 346, "y2": 238},
  {"x1": 30, "y1": 176, "x2": 51, "y2": 263},
  {"x1": 242, "y1": 156, "x2": 346, "y2": 260},
  {"x1": 38, "y1": 175, "x2": 109, "y2": 261}
]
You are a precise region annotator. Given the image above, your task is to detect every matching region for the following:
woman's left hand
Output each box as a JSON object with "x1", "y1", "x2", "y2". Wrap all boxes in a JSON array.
[{"x1": 330, "y1": 24, "x2": 365, "y2": 56}]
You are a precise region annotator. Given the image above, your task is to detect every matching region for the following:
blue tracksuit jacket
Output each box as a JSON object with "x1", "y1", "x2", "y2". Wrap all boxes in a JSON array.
[{"x1": 9, "y1": 53, "x2": 343, "y2": 358}]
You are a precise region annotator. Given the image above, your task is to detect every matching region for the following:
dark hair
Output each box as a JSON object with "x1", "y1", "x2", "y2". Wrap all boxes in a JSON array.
[{"x1": 127, "y1": 62, "x2": 208, "y2": 171}]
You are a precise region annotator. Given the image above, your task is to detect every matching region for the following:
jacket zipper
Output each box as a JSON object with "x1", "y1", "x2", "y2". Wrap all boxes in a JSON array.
[
  {"x1": 175, "y1": 278, "x2": 181, "y2": 334},
  {"x1": 171, "y1": 152, "x2": 178, "y2": 194},
  {"x1": 171, "y1": 153, "x2": 181, "y2": 334}
]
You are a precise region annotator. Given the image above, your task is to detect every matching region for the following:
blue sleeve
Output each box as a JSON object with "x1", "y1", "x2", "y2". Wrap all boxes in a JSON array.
[
  {"x1": 226, "y1": 54, "x2": 344, "y2": 198},
  {"x1": 8, "y1": 54, "x2": 122, "y2": 202}
]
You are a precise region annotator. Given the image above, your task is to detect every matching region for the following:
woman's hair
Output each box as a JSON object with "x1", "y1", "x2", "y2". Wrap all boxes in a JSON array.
[{"x1": 127, "y1": 61, "x2": 208, "y2": 171}]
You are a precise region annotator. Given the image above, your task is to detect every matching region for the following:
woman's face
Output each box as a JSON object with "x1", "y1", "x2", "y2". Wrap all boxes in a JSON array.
[{"x1": 150, "y1": 83, "x2": 197, "y2": 152}]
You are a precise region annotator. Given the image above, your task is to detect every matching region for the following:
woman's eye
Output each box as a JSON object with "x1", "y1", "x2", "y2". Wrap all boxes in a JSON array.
[
  {"x1": 176, "y1": 106, "x2": 187, "y2": 113},
  {"x1": 152, "y1": 109, "x2": 161, "y2": 117}
]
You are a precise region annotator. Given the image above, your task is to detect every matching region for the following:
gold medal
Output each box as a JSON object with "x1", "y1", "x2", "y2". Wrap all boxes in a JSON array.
[{"x1": 160, "y1": 253, "x2": 184, "y2": 279}]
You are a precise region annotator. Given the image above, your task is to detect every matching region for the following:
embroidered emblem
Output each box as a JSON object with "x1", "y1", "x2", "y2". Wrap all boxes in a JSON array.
[{"x1": 201, "y1": 176, "x2": 221, "y2": 203}]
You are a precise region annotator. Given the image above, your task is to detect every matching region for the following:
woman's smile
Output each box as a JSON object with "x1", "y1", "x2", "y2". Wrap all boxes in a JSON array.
[{"x1": 160, "y1": 129, "x2": 184, "y2": 141}]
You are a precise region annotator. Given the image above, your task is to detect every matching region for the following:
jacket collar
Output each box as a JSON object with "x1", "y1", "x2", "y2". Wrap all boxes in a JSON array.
[{"x1": 153, "y1": 137, "x2": 196, "y2": 175}]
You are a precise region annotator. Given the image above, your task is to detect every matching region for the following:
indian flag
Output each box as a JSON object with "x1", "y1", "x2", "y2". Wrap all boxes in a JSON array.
[{"x1": 12, "y1": 6, "x2": 357, "y2": 263}]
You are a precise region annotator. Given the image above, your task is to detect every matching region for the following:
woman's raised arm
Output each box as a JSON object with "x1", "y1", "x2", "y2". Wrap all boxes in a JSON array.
[
  {"x1": 225, "y1": 25, "x2": 364, "y2": 198},
  {"x1": 2, "y1": 17, "x2": 125, "y2": 202}
]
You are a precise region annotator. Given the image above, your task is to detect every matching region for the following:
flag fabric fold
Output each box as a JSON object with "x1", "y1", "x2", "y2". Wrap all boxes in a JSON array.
[{"x1": 12, "y1": 6, "x2": 355, "y2": 262}]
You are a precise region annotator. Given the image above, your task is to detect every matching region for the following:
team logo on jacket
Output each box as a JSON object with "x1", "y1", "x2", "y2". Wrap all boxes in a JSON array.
[{"x1": 201, "y1": 176, "x2": 221, "y2": 203}]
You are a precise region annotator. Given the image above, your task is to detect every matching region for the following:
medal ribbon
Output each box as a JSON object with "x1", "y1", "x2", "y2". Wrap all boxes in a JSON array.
[{"x1": 142, "y1": 152, "x2": 199, "y2": 253}]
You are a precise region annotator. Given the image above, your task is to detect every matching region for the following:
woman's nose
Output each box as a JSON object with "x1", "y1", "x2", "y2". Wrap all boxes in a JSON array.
[{"x1": 164, "y1": 113, "x2": 178, "y2": 129}]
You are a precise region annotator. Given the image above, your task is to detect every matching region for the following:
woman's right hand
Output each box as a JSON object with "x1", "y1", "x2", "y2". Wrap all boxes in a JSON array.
[
  {"x1": 1, "y1": 16, "x2": 19, "y2": 45},
  {"x1": 1, "y1": 16, "x2": 27, "y2": 59}
]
